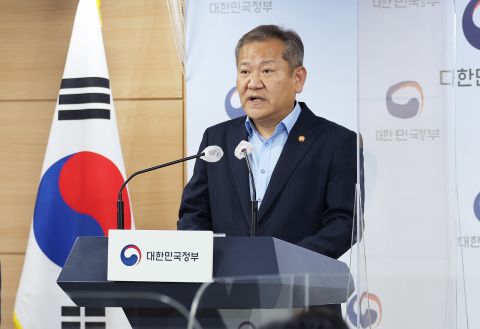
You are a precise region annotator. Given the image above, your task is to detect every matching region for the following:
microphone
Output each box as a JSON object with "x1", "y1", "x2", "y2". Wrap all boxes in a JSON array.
[
  {"x1": 234, "y1": 140, "x2": 258, "y2": 237},
  {"x1": 201, "y1": 145, "x2": 224, "y2": 163},
  {"x1": 234, "y1": 140, "x2": 253, "y2": 160},
  {"x1": 117, "y1": 145, "x2": 224, "y2": 229}
]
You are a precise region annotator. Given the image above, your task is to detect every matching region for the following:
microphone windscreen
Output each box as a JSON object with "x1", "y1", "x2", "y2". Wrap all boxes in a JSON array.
[
  {"x1": 234, "y1": 140, "x2": 253, "y2": 160},
  {"x1": 201, "y1": 145, "x2": 224, "y2": 162}
]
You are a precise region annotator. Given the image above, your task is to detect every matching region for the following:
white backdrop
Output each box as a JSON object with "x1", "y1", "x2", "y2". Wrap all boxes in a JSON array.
[
  {"x1": 455, "y1": 0, "x2": 480, "y2": 327},
  {"x1": 357, "y1": 2, "x2": 457, "y2": 329},
  {"x1": 184, "y1": 1, "x2": 479, "y2": 328}
]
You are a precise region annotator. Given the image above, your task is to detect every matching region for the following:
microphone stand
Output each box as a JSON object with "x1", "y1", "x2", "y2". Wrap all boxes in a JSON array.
[
  {"x1": 243, "y1": 152, "x2": 258, "y2": 237},
  {"x1": 117, "y1": 153, "x2": 205, "y2": 230}
]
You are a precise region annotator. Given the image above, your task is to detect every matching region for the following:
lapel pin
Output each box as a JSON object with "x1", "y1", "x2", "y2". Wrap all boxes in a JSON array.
[{"x1": 298, "y1": 135, "x2": 306, "y2": 143}]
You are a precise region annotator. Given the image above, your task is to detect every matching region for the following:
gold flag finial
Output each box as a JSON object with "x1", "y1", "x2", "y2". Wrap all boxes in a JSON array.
[{"x1": 96, "y1": 0, "x2": 102, "y2": 27}]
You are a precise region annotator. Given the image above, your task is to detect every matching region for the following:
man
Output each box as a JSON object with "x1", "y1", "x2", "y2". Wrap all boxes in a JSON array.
[{"x1": 178, "y1": 24, "x2": 356, "y2": 260}]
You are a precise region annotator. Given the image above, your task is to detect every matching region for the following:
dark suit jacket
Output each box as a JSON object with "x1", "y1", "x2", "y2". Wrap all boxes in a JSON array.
[{"x1": 177, "y1": 102, "x2": 357, "y2": 259}]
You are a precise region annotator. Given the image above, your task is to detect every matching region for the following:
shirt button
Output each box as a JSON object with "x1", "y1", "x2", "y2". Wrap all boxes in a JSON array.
[
  {"x1": 261, "y1": 169, "x2": 266, "y2": 174},
  {"x1": 265, "y1": 142, "x2": 269, "y2": 147}
]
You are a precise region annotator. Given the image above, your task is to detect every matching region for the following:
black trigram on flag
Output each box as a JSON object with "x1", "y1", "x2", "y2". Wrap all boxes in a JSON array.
[
  {"x1": 58, "y1": 77, "x2": 111, "y2": 121},
  {"x1": 61, "y1": 306, "x2": 106, "y2": 329}
]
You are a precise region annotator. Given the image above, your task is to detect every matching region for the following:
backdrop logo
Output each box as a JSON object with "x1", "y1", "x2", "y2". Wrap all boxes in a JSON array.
[
  {"x1": 347, "y1": 292, "x2": 382, "y2": 328},
  {"x1": 33, "y1": 151, "x2": 132, "y2": 267},
  {"x1": 225, "y1": 86, "x2": 245, "y2": 119},
  {"x1": 463, "y1": 0, "x2": 480, "y2": 50},
  {"x1": 474, "y1": 192, "x2": 480, "y2": 221},
  {"x1": 386, "y1": 81, "x2": 424, "y2": 119},
  {"x1": 120, "y1": 244, "x2": 142, "y2": 266}
]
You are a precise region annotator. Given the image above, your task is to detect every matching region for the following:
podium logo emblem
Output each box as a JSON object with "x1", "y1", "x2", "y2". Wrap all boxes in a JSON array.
[
  {"x1": 463, "y1": 0, "x2": 480, "y2": 50},
  {"x1": 120, "y1": 244, "x2": 142, "y2": 266}
]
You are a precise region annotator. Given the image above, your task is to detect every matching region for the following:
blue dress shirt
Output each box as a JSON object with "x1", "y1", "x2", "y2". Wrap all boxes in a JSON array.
[{"x1": 245, "y1": 102, "x2": 302, "y2": 207}]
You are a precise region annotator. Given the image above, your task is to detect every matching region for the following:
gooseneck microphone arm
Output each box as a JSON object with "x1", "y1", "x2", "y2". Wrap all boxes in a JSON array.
[
  {"x1": 117, "y1": 153, "x2": 205, "y2": 230},
  {"x1": 243, "y1": 150, "x2": 258, "y2": 237}
]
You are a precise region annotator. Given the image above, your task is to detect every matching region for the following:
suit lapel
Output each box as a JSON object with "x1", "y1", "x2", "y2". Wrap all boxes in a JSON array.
[
  {"x1": 227, "y1": 119, "x2": 251, "y2": 228},
  {"x1": 257, "y1": 105, "x2": 318, "y2": 221}
]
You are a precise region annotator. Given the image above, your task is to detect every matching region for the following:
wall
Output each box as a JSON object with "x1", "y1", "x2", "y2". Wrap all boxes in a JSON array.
[{"x1": 0, "y1": 1, "x2": 183, "y2": 328}]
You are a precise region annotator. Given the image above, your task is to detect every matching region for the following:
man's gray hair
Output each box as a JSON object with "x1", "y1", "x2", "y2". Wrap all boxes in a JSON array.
[{"x1": 235, "y1": 24, "x2": 304, "y2": 72}]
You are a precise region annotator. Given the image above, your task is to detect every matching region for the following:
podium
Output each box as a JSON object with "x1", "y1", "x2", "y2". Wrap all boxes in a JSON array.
[{"x1": 58, "y1": 236, "x2": 353, "y2": 328}]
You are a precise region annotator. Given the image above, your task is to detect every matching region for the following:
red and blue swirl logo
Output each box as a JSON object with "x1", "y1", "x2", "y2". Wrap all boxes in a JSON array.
[
  {"x1": 463, "y1": 0, "x2": 480, "y2": 50},
  {"x1": 347, "y1": 292, "x2": 382, "y2": 328},
  {"x1": 33, "y1": 151, "x2": 131, "y2": 267},
  {"x1": 120, "y1": 244, "x2": 142, "y2": 266}
]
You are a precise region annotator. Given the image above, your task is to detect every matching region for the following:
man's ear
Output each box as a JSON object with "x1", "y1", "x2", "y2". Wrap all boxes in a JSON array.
[{"x1": 293, "y1": 66, "x2": 307, "y2": 93}]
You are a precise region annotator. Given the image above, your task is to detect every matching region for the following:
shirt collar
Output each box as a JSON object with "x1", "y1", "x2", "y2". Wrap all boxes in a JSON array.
[{"x1": 245, "y1": 101, "x2": 302, "y2": 137}]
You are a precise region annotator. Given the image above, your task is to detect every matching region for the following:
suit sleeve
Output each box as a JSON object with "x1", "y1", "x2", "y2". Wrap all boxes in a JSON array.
[
  {"x1": 177, "y1": 130, "x2": 213, "y2": 230},
  {"x1": 297, "y1": 131, "x2": 357, "y2": 259}
]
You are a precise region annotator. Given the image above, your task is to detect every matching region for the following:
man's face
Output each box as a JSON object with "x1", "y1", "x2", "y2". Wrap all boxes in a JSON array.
[{"x1": 236, "y1": 38, "x2": 306, "y2": 128}]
